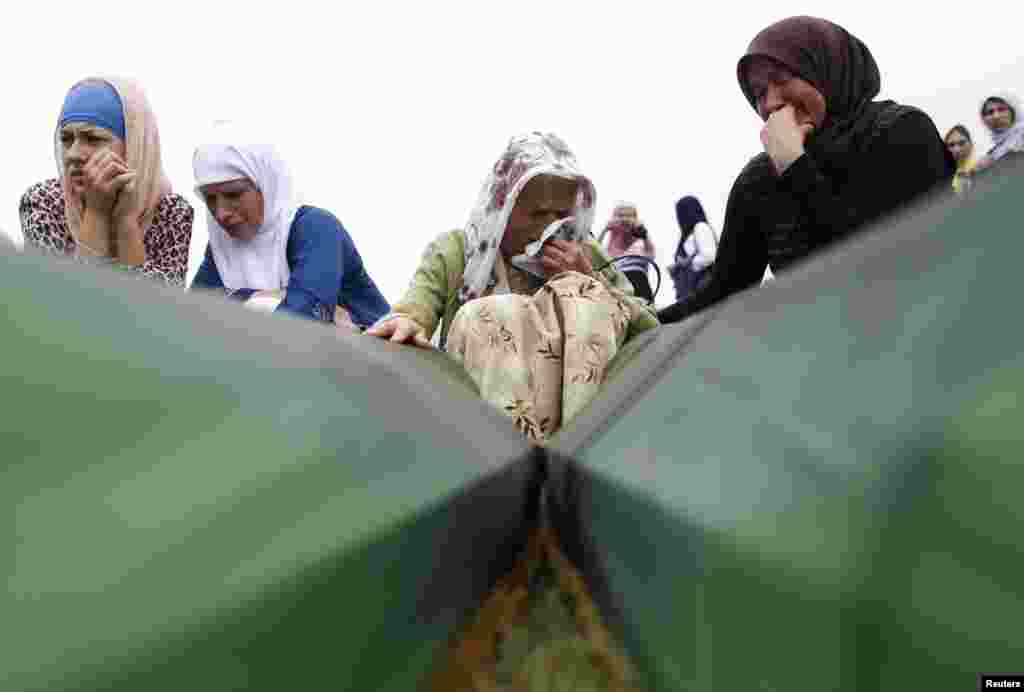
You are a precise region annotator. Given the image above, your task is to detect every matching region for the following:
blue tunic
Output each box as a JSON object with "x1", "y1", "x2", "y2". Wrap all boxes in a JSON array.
[{"x1": 192, "y1": 206, "x2": 390, "y2": 327}]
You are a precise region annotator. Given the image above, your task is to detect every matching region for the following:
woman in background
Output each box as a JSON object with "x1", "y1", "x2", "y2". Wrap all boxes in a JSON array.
[
  {"x1": 975, "y1": 94, "x2": 1024, "y2": 173},
  {"x1": 667, "y1": 196, "x2": 717, "y2": 303},
  {"x1": 944, "y1": 125, "x2": 978, "y2": 193},
  {"x1": 597, "y1": 202, "x2": 656, "y2": 302}
]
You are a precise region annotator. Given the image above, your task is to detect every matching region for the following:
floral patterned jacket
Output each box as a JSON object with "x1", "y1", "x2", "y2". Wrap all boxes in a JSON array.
[{"x1": 391, "y1": 229, "x2": 659, "y2": 349}]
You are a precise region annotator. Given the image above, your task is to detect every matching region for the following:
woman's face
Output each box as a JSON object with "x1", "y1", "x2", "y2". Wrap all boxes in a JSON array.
[
  {"x1": 982, "y1": 100, "x2": 1014, "y2": 132},
  {"x1": 500, "y1": 175, "x2": 578, "y2": 257},
  {"x1": 612, "y1": 205, "x2": 638, "y2": 227},
  {"x1": 59, "y1": 122, "x2": 127, "y2": 194},
  {"x1": 200, "y1": 178, "x2": 265, "y2": 241},
  {"x1": 945, "y1": 131, "x2": 973, "y2": 164},
  {"x1": 744, "y1": 57, "x2": 826, "y2": 129}
]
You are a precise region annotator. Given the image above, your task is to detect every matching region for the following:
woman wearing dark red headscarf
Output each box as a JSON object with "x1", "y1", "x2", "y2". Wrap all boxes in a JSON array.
[{"x1": 658, "y1": 16, "x2": 953, "y2": 324}]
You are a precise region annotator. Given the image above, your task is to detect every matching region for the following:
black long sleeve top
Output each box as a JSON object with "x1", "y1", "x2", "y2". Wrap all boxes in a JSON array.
[{"x1": 658, "y1": 103, "x2": 953, "y2": 324}]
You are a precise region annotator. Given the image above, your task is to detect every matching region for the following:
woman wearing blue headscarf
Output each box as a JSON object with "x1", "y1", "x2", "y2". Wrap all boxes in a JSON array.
[{"x1": 19, "y1": 77, "x2": 193, "y2": 285}]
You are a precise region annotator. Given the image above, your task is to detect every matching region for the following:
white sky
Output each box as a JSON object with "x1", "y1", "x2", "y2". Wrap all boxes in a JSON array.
[{"x1": 2, "y1": 2, "x2": 1021, "y2": 308}]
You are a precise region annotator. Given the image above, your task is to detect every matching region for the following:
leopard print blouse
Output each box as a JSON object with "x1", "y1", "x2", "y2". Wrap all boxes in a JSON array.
[{"x1": 19, "y1": 178, "x2": 194, "y2": 286}]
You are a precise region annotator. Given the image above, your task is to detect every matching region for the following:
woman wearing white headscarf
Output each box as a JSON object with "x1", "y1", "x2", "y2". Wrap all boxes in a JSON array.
[
  {"x1": 19, "y1": 76, "x2": 193, "y2": 285},
  {"x1": 368, "y1": 132, "x2": 657, "y2": 441},
  {"x1": 975, "y1": 94, "x2": 1024, "y2": 173},
  {"x1": 190, "y1": 124, "x2": 389, "y2": 327}
]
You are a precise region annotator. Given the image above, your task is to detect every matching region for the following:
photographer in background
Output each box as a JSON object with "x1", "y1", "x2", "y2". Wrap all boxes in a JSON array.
[{"x1": 597, "y1": 201, "x2": 657, "y2": 302}]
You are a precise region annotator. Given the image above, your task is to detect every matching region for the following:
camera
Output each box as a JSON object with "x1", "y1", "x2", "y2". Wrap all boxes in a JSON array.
[{"x1": 631, "y1": 224, "x2": 648, "y2": 240}]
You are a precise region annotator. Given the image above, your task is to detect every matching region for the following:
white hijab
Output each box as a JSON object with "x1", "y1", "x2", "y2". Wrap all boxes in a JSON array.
[
  {"x1": 982, "y1": 94, "x2": 1024, "y2": 162},
  {"x1": 193, "y1": 123, "x2": 302, "y2": 291}
]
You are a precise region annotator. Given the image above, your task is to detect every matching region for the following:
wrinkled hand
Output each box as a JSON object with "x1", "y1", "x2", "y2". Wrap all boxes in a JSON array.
[
  {"x1": 366, "y1": 315, "x2": 433, "y2": 349},
  {"x1": 540, "y1": 239, "x2": 593, "y2": 277},
  {"x1": 761, "y1": 105, "x2": 815, "y2": 175},
  {"x1": 81, "y1": 149, "x2": 137, "y2": 216}
]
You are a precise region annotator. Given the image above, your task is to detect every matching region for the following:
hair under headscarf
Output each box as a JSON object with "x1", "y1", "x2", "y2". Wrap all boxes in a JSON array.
[
  {"x1": 54, "y1": 77, "x2": 171, "y2": 240},
  {"x1": 193, "y1": 122, "x2": 303, "y2": 291},
  {"x1": 460, "y1": 132, "x2": 596, "y2": 301},
  {"x1": 737, "y1": 16, "x2": 880, "y2": 123}
]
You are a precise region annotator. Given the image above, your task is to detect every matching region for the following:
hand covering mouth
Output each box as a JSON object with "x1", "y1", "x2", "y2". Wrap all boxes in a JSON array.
[{"x1": 523, "y1": 217, "x2": 576, "y2": 258}]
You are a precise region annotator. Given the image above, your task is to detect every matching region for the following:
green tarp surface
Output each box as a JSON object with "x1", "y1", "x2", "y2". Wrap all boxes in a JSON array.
[
  {"x1": 2, "y1": 158, "x2": 1022, "y2": 690},
  {"x1": 1, "y1": 261, "x2": 539, "y2": 691},
  {"x1": 549, "y1": 158, "x2": 1024, "y2": 690}
]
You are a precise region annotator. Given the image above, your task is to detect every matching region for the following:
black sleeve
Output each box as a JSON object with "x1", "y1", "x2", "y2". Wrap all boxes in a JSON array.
[
  {"x1": 778, "y1": 110, "x2": 951, "y2": 242},
  {"x1": 657, "y1": 162, "x2": 769, "y2": 324}
]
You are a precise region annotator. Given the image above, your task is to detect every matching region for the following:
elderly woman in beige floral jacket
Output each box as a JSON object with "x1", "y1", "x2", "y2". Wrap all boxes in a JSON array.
[{"x1": 368, "y1": 133, "x2": 657, "y2": 441}]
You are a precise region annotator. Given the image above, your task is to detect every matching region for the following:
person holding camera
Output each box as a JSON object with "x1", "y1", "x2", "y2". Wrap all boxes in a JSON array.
[{"x1": 597, "y1": 202, "x2": 657, "y2": 302}]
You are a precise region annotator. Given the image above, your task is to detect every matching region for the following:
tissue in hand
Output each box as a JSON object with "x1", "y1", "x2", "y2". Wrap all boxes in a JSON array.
[{"x1": 508, "y1": 217, "x2": 576, "y2": 279}]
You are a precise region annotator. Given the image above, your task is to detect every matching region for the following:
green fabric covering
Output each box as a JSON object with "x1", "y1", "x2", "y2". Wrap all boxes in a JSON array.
[
  {"x1": 2, "y1": 160, "x2": 1022, "y2": 691},
  {"x1": 550, "y1": 159, "x2": 1024, "y2": 690},
  {"x1": 0, "y1": 253, "x2": 537, "y2": 691}
]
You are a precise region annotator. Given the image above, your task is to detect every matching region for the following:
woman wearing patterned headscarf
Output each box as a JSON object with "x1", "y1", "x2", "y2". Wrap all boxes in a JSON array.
[
  {"x1": 368, "y1": 132, "x2": 657, "y2": 441},
  {"x1": 658, "y1": 16, "x2": 953, "y2": 324},
  {"x1": 19, "y1": 77, "x2": 193, "y2": 285},
  {"x1": 190, "y1": 123, "x2": 390, "y2": 328}
]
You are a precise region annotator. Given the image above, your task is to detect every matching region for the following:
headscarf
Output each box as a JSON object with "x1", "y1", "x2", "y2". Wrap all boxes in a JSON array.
[
  {"x1": 674, "y1": 196, "x2": 708, "y2": 259},
  {"x1": 980, "y1": 94, "x2": 1024, "y2": 161},
  {"x1": 193, "y1": 123, "x2": 303, "y2": 291},
  {"x1": 944, "y1": 125, "x2": 978, "y2": 182},
  {"x1": 59, "y1": 81, "x2": 125, "y2": 140},
  {"x1": 737, "y1": 16, "x2": 880, "y2": 125},
  {"x1": 54, "y1": 77, "x2": 171, "y2": 240},
  {"x1": 460, "y1": 132, "x2": 596, "y2": 301}
]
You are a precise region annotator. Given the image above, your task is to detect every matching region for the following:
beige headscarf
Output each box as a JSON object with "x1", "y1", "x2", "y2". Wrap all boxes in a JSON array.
[{"x1": 54, "y1": 76, "x2": 172, "y2": 239}]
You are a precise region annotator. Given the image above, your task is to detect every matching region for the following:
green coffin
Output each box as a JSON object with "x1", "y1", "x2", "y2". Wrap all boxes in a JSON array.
[
  {"x1": 2, "y1": 158, "x2": 1022, "y2": 691},
  {"x1": 549, "y1": 157, "x2": 1024, "y2": 691}
]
